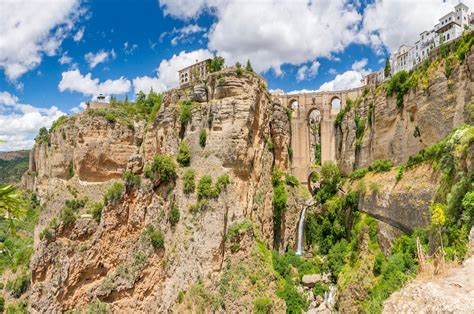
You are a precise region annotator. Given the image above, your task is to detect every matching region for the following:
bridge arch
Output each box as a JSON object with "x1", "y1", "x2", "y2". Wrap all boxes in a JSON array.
[{"x1": 330, "y1": 96, "x2": 341, "y2": 113}]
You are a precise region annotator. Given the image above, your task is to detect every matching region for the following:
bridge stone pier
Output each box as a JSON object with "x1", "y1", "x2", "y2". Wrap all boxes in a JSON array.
[{"x1": 275, "y1": 88, "x2": 363, "y2": 184}]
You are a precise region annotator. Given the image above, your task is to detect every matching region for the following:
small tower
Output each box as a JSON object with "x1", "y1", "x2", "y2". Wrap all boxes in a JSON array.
[{"x1": 97, "y1": 94, "x2": 106, "y2": 103}]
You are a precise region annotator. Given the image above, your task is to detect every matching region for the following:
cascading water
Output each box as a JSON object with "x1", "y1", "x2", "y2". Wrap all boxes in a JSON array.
[
  {"x1": 324, "y1": 284, "x2": 337, "y2": 308},
  {"x1": 295, "y1": 206, "x2": 308, "y2": 256}
]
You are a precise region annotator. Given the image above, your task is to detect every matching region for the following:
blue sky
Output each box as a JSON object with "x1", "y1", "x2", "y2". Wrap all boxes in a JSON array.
[{"x1": 0, "y1": 0, "x2": 471, "y2": 151}]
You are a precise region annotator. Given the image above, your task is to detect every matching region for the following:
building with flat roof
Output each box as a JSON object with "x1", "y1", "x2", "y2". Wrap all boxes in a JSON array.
[
  {"x1": 86, "y1": 94, "x2": 109, "y2": 110},
  {"x1": 178, "y1": 59, "x2": 211, "y2": 86}
]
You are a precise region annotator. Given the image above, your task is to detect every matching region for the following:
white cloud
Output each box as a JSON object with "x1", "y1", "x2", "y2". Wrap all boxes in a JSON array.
[
  {"x1": 132, "y1": 49, "x2": 213, "y2": 94},
  {"x1": 0, "y1": 91, "x2": 65, "y2": 151},
  {"x1": 58, "y1": 69, "x2": 131, "y2": 97},
  {"x1": 59, "y1": 54, "x2": 72, "y2": 65},
  {"x1": 85, "y1": 50, "x2": 112, "y2": 69},
  {"x1": 73, "y1": 27, "x2": 85, "y2": 42},
  {"x1": 70, "y1": 102, "x2": 87, "y2": 114},
  {"x1": 317, "y1": 70, "x2": 364, "y2": 92},
  {"x1": 123, "y1": 42, "x2": 138, "y2": 55},
  {"x1": 360, "y1": 0, "x2": 474, "y2": 52},
  {"x1": 166, "y1": 24, "x2": 206, "y2": 46},
  {"x1": 0, "y1": 0, "x2": 84, "y2": 81},
  {"x1": 351, "y1": 58, "x2": 368, "y2": 72},
  {"x1": 160, "y1": 0, "x2": 362, "y2": 74},
  {"x1": 296, "y1": 61, "x2": 320, "y2": 81}
]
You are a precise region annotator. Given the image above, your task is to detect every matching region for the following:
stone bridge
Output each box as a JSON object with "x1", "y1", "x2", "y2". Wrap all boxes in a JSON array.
[{"x1": 275, "y1": 88, "x2": 364, "y2": 184}]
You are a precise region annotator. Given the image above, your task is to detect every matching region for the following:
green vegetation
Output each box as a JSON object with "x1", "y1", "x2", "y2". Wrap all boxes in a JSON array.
[
  {"x1": 60, "y1": 198, "x2": 86, "y2": 225},
  {"x1": 35, "y1": 127, "x2": 49, "y2": 144},
  {"x1": 253, "y1": 297, "x2": 272, "y2": 314},
  {"x1": 215, "y1": 174, "x2": 230, "y2": 195},
  {"x1": 272, "y1": 169, "x2": 288, "y2": 244},
  {"x1": 6, "y1": 271, "x2": 30, "y2": 298},
  {"x1": 314, "y1": 161, "x2": 341, "y2": 203},
  {"x1": 5, "y1": 300, "x2": 27, "y2": 313},
  {"x1": 226, "y1": 219, "x2": 253, "y2": 243},
  {"x1": 142, "y1": 225, "x2": 164, "y2": 249},
  {"x1": 197, "y1": 175, "x2": 215, "y2": 200},
  {"x1": 177, "y1": 141, "x2": 191, "y2": 166},
  {"x1": 104, "y1": 182, "x2": 124, "y2": 205},
  {"x1": 285, "y1": 175, "x2": 299, "y2": 187},
  {"x1": 246, "y1": 59, "x2": 254, "y2": 72},
  {"x1": 199, "y1": 128, "x2": 207, "y2": 147},
  {"x1": 385, "y1": 70, "x2": 409, "y2": 110},
  {"x1": 144, "y1": 154, "x2": 177, "y2": 184},
  {"x1": 335, "y1": 99, "x2": 353, "y2": 128},
  {"x1": 384, "y1": 57, "x2": 391, "y2": 78},
  {"x1": 369, "y1": 159, "x2": 393, "y2": 173},
  {"x1": 207, "y1": 56, "x2": 225, "y2": 72},
  {"x1": 0, "y1": 185, "x2": 25, "y2": 223},
  {"x1": 49, "y1": 115, "x2": 69, "y2": 132},
  {"x1": 0, "y1": 152, "x2": 28, "y2": 184},
  {"x1": 349, "y1": 167, "x2": 369, "y2": 180},
  {"x1": 183, "y1": 168, "x2": 196, "y2": 194},
  {"x1": 122, "y1": 171, "x2": 141, "y2": 189},
  {"x1": 89, "y1": 202, "x2": 104, "y2": 222},
  {"x1": 168, "y1": 204, "x2": 180, "y2": 227},
  {"x1": 354, "y1": 113, "x2": 366, "y2": 150},
  {"x1": 68, "y1": 160, "x2": 74, "y2": 179},
  {"x1": 178, "y1": 100, "x2": 192, "y2": 125}
]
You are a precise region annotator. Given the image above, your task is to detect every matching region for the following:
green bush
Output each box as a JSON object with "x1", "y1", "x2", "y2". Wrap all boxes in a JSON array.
[
  {"x1": 35, "y1": 127, "x2": 50, "y2": 144},
  {"x1": 177, "y1": 290, "x2": 185, "y2": 304},
  {"x1": 276, "y1": 279, "x2": 308, "y2": 313},
  {"x1": 189, "y1": 199, "x2": 211, "y2": 213},
  {"x1": 313, "y1": 282, "x2": 329, "y2": 297},
  {"x1": 285, "y1": 175, "x2": 299, "y2": 187},
  {"x1": 90, "y1": 202, "x2": 104, "y2": 222},
  {"x1": 373, "y1": 252, "x2": 385, "y2": 276},
  {"x1": 370, "y1": 159, "x2": 393, "y2": 173},
  {"x1": 39, "y1": 227, "x2": 53, "y2": 241},
  {"x1": 6, "y1": 271, "x2": 30, "y2": 298},
  {"x1": 349, "y1": 168, "x2": 368, "y2": 180},
  {"x1": 144, "y1": 154, "x2": 177, "y2": 183},
  {"x1": 215, "y1": 174, "x2": 230, "y2": 195},
  {"x1": 197, "y1": 175, "x2": 216, "y2": 200},
  {"x1": 314, "y1": 161, "x2": 341, "y2": 204},
  {"x1": 122, "y1": 171, "x2": 141, "y2": 189},
  {"x1": 226, "y1": 219, "x2": 253, "y2": 242},
  {"x1": 168, "y1": 205, "x2": 180, "y2": 227},
  {"x1": 104, "y1": 182, "x2": 124, "y2": 205},
  {"x1": 199, "y1": 129, "x2": 207, "y2": 147},
  {"x1": 183, "y1": 168, "x2": 196, "y2": 194},
  {"x1": 5, "y1": 300, "x2": 27, "y2": 314},
  {"x1": 253, "y1": 298, "x2": 272, "y2": 314},
  {"x1": 60, "y1": 207, "x2": 76, "y2": 225},
  {"x1": 143, "y1": 226, "x2": 164, "y2": 249},
  {"x1": 207, "y1": 56, "x2": 225, "y2": 72},
  {"x1": 385, "y1": 70, "x2": 409, "y2": 109},
  {"x1": 334, "y1": 99, "x2": 353, "y2": 128},
  {"x1": 0, "y1": 296, "x2": 4, "y2": 313},
  {"x1": 65, "y1": 198, "x2": 86, "y2": 210},
  {"x1": 68, "y1": 160, "x2": 74, "y2": 178},
  {"x1": 179, "y1": 100, "x2": 192, "y2": 125},
  {"x1": 395, "y1": 165, "x2": 405, "y2": 182},
  {"x1": 177, "y1": 141, "x2": 191, "y2": 167}
]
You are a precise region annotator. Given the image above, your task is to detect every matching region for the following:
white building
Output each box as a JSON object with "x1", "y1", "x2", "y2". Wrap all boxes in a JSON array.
[
  {"x1": 389, "y1": 1, "x2": 473, "y2": 76},
  {"x1": 178, "y1": 59, "x2": 211, "y2": 86}
]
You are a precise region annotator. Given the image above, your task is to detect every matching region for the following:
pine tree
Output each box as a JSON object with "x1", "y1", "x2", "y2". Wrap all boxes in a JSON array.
[
  {"x1": 246, "y1": 59, "x2": 254, "y2": 72},
  {"x1": 384, "y1": 57, "x2": 391, "y2": 78}
]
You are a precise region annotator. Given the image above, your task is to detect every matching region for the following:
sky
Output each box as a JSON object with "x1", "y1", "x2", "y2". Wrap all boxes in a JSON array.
[{"x1": 0, "y1": 0, "x2": 472, "y2": 151}]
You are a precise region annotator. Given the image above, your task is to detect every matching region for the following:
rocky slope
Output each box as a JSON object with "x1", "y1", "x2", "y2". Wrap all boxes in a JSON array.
[
  {"x1": 0, "y1": 150, "x2": 29, "y2": 184},
  {"x1": 23, "y1": 69, "x2": 307, "y2": 312}
]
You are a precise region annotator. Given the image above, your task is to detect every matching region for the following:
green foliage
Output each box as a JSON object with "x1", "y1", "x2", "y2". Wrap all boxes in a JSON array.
[
  {"x1": 285, "y1": 175, "x2": 299, "y2": 187},
  {"x1": 385, "y1": 70, "x2": 409, "y2": 109},
  {"x1": 199, "y1": 128, "x2": 207, "y2": 147},
  {"x1": 178, "y1": 100, "x2": 192, "y2": 125},
  {"x1": 60, "y1": 207, "x2": 76, "y2": 225},
  {"x1": 49, "y1": 115, "x2": 68, "y2": 132},
  {"x1": 144, "y1": 154, "x2": 177, "y2": 183},
  {"x1": 314, "y1": 143, "x2": 321, "y2": 165},
  {"x1": 253, "y1": 297, "x2": 272, "y2": 314},
  {"x1": 384, "y1": 57, "x2": 391, "y2": 78},
  {"x1": 35, "y1": 127, "x2": 49, "y2": 144},
  {"x1": 334, "y1": 99, "x2": 353, "y2": 128},
  {"x1": 183, "y1": 168, "x2": 196, "y2": 194},
  {"x1": 6, "y1": 271, "x2": 30, "y2": 298},
  {"x1": 314, "y1": 161, "x2": 341, "y2": 204},
  {"x1": 142, "y1": 225, "x2": 164, "y2": 249},
  {"x1": 225, "y1": 219, "x2": 252, "y2": 243},
  {"x1": 272, "y1": 184, "x2": 287, "y2": 240},
  {"x1": 5, "y1": 300, "x2": 27, "y2": 314},
  {"x1": 68, "y1": 160, "x2": 74, "y2": 179},
  {"x1": 349, "y1": 167, "x2": 368, "y2": 180},
  {"x1": 147, "y1": 91, "x2": 163, "y2": 123},
  {"x1": 0, "y1": 152, "x2": 28, "y2": 184},
  {"x1": 313, "y1": 282, "x2": 329, "y2": 297},
  {"x1": 207, "y1": 56, "x2": 225, "y2": 72},
  {"x1": 197, "y1": 175, "x2": 215, "y2": 200},
  {"x1": 168, "y1": 205, "x2": 180, "y2": 227},
  {"x1": 327, "y1": 239, "x2": 350, "y2": 279},
  {"x1": 367, "y1": 102, "x2": 375, "y2": 127},
  {"x1": 215, "y1": 175, "x2": 230, "y2": 195},
  {"x1": 444, "y1": 54, "x2": 458, "y2": 79},
  {"x1": 122, "y1": 171, "x2": 141, "y2": 189},
  {"x1": 177, "y1": 141, "x2": 191, "y2": 166},
  {"x1": 245, "y1": 59, "x2": 254, "y2": 72},
  {"x1": 89, "y1": 202, "x2": 104, "y2": 222},
  {"x1": 462, "y1": 191, "x2": 474, "y2": 226},
  {"x1": 189, "y1": 199, "x2": 211, "y2": 213},
  {"x1": 104, "y1": 182, "x2": 124, "y2": 205},
  {"x1": 370, "y1": 159, "x2": 393, "y2": 173},
  {"x1": 395, "y1": 165, "x2": 405, "y2": 182},
  {"x1": 354, "y1": 114, "x2": 366, "y2": 149},
  {"x1": 0, "y1": 296, "x2": 4, "y2": 313}
]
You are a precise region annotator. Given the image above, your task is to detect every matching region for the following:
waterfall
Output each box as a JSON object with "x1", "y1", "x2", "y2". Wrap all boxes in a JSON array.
[
  {"x1": 295, "y1": 206, "x2": 308, "y2": 256},
  {"x1": 324, "y1": 284, "x2": 337, "y2": 308}
]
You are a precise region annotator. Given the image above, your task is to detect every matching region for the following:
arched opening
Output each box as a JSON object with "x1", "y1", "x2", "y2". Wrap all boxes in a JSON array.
[
  {"x1": 307, "y1": 108, "x2": 321, "y2": 165},
  {"x1": 331, "y1": 97, "x2": 341, "y2": 113},
  {"x1": 289, "y1": 99, "x2": 299, "y2": 111}
]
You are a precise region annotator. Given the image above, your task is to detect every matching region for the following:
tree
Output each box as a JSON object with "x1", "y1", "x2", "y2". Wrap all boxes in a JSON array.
[
  {"x1": 246, "y1": 59, "x2": 254, "y2": 72},
  {"x1": 0, "y1": 184, "x2": 25, "y2": 223},
  {"x1": 384, "y1": 57, "x2": 391, "y2": 78},
  {"x1": 207, "y1": 56, "x2": 225, "y2": 72}
]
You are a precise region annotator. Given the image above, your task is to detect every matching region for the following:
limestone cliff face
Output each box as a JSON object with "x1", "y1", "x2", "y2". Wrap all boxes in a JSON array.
[
  {"x1": 26, "y1": 69, "x2": 301, "y2": 312},
  {"x1": 336, "y1": 46, "x2": 474, "y2": 175}
]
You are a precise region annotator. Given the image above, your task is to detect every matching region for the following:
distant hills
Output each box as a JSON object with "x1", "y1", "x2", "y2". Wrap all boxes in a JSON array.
[{"x1": 0, "y1": 150, "x2": 29, "y2": 184}]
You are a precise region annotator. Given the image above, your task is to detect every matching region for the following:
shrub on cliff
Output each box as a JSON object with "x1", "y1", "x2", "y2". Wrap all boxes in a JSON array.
[
  {"x1": 144, "y1": 154, "x2": 177, "y2": 184},
  {"x1": 314, "y1": 161, "x2": 341, "y2": 204},
  {"x1": 199, "y1": 128, "x2": 207, "y2": 147},
  {"x1": 349, "y1": 167, "x2": 368, "y2": 180},
  {"x1": 177, "y1": 141, "x2": 191, "y2": 167},
  {"x1": 90, "y1": 202, "x2": 104, "y2": 222},
  {"x1": 370, "y1": 159, "x2": 393, "y2": 173},
  {"x1": 104, "y1": 182, "x2": 124, "y2": 205},
  {"x1": 197, "y1": 175, "x2": 215, "y2": 199},
  {"x1": 35, "y1": 127, "x2": 50, "y2": 145},
  {"x1": 6, "y1": 270, "x2": 30, "y2": 298},
  {"x1": 123, "y1": 171, "x2": 141, "y2": 189},
  {"x1": 168, "y1": 205, "x2": 180, "y2": 227},
  {"x1": 143, "y1": 225, "x2": 164, "y2": 249},
  {"x1": 183, "y1": 169, "x2": 195, "y2": 194}
]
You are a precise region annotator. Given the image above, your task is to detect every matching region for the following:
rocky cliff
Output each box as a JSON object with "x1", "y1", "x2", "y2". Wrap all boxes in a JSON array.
[{"x1": 23, "y1": 69, "x2": 307, "y2": 312}]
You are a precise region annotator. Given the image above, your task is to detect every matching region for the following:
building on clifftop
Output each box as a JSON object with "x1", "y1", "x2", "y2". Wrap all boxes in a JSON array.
[
  {"x1": 178, "y1": 59, "x2": 211, "y2": 86},
  {"x1": 86, "y1": 94, "x2": 109, "y2": 110}
]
